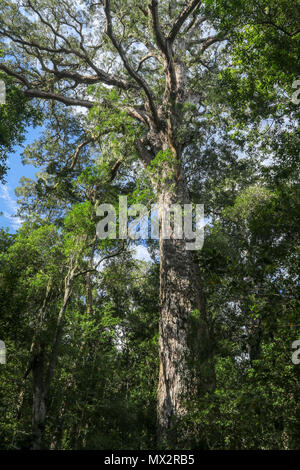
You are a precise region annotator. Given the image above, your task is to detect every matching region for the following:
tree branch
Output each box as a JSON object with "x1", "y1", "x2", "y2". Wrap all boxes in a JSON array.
[
  {"x1": 67, "y1": 138, "x2": 94, "y2": 170},
  {"x1": 168, "y1": 0, "x2": 202, "y2": 42},
  {"x1": 189, "y1": 34, "x2": 227, "y2": 51},
  {"x1": 104, "y1": 0, "x2": 160, "y2": 129},
  {"x1": 136, "y1": 53, "x2": 155, "y2": 72},
  {"x1": 1, "y1": 3, "x2": 138, "y2": 91},
  {"x1": 134, "y1": 138, "x2": 155, "y2": 168},
  {"x1": 148, "y1": 0, "x2": 168, "y2": 55},
  {"x1": 25, "y1": 88, "x2": 94, "y2": 108}
]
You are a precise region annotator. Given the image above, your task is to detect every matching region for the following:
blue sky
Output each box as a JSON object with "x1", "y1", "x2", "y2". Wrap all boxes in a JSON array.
[{"x1": 0, "y1": 125, "x2": 42, "y2": 232}]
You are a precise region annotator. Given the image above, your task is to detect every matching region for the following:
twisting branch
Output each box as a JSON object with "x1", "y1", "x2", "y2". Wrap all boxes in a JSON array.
[
  {"x1": 200, "y1": 34, "x2": 227, "y2": 52},
  {"x1": 148, "y1": 0, "x2": 168, "y2": 55},
  {"x1": 67, "y1": 138, "x2": 94, "y2": 170},
  {"x1": 189, "y1": 34, "x2": 227, "y2": 51},
  {"x1": 0, "y1": 1, "x2": 139, "y2": 92},
  {"x1": 168, "y1": 0, "x2": 202, "y2": 42},
  {"x1": 136, "y1": 53, "x2": 155, "y2": 72},
  {"x1": 104, "y1": 0, "x2": 161, "y2": 129},
  {"x1": 123, "y1": 106, "x2": 148, "y2": 125},
  {"x1": 0, "y1": 64, "x2": 30, "y2": 87},
  {"x1": 184, "y1": 14, "x2": 206, "y2": 35},
  {"x1": 74, "y1": 245, "x2": 126, "y2": 278},
  {"x1": 148, "y1": 0, "x2": 178, "y2": 102},
  {"x1": 253, "y1": 20, "x2": 300, "y2": 37},
  {"x1": 109, "y1": 158, "x2": 122, "y2": 182},
  {"x1": 0, "y1": 63, "x2": 95, "y2": 107}
]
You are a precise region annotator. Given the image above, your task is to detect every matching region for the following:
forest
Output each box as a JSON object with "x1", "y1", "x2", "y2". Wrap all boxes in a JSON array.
[{"x1": 0, "y1": 0, "x2": 299, "y2": 451}]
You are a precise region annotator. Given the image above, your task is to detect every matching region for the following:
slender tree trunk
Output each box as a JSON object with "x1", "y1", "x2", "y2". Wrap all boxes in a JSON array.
[
  {"x1": 30, "y1": 269, "x2": 74, "y2": 449},
  {"x1": 32, "y1": 349, "x2": 46, "y2": 450}
]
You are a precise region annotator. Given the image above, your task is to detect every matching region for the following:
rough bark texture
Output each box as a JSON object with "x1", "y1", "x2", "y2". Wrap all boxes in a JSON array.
[
  {"x1": 156, "y1": 174, "x2": 207, "y2": 446},
  {"x1": 158, "y1": 238, "x2": 200, "y2": 442}
]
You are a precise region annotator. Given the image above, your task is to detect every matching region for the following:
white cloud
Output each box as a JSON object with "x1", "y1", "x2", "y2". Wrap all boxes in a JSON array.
[
  {"x1": 133, "y1": 244, "x2": 152, "y2": 262},
  {"x1": 0, "y1": 185, "x2": 22, "y2": 230}
]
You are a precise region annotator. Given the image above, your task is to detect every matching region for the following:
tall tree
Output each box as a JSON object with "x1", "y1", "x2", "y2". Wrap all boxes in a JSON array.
[{"x1": 0, "y1": 0, "x2": 221, "y2": 443}]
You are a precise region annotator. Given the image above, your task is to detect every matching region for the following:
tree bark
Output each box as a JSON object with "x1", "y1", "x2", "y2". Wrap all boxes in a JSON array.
[
  {"x1": 31, "y1": 348, "x2": 47, "y2": 450},
  {"x1": 156, "y1": 172, "x2": 209, "y2": 447},
  {"x1": 30, "y1": 269, "x2": 74, "y2": 449}
]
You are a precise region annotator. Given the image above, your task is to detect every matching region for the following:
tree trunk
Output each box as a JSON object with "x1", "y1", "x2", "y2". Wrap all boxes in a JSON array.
[
  {"x1": 156, "y1": 174, "x2": 209, "y2": 447},
  {"x1": 30, "y1": 270, "x2": 74, "y2": 449},
  {"x1": 32, "y1": 349, "x2": 46, "y2": 450}
]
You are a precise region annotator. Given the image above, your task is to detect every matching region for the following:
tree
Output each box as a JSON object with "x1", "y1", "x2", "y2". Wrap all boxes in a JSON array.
[{"x1": 0, "y1": 0, "x2": 222, "y2": 444}]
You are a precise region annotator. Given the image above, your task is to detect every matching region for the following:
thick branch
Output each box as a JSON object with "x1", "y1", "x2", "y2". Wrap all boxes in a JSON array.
[
  {"x1": 124, "y1": 106, "x2": 148, "y2": 125},
  {"x1": 0, "y1": 64, "x2": 119, "y2": 108},
  {"x1": 148, "y1": 0, "x2": 168, "y2": 55},
  {"x1": 189, "y1": 34, "x2": 227, "y2": 51},
  {"x1": 168, "y1": 0, "x2": 202, "y2": 42},
  {"x1": 148, "y1": 0, "x2": 179, "y2": 105},
  {"x1": 25, "y1": 88, "x2": 94, "y2": 108},
  {"x1": 104, "y1": 0, "x2": 160, "y2": 128},
  {"x1": 134, "y1": 138, "x2": 155, "y2": 168}
]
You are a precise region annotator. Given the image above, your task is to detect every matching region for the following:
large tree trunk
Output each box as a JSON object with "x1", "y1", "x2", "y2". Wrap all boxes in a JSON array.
[{"x1": 156, "y1": 173, "x2": 210, "y2": 447}]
